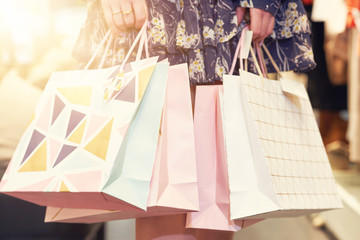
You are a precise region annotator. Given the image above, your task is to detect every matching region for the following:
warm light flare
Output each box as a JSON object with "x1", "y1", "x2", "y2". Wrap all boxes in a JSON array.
[
  {"x1": 0, "y1": 0, "x2": 85, "y2": 66},
  {"x1": 0, "y1": 1, "x2": 50, "y2": 64}
]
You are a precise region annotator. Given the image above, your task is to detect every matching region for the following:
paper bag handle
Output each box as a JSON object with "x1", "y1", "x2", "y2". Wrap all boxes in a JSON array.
[
  {"x1": 253, "y1": 42, "x2": 283, "y2": 79},
  {"x1": 260, "y1": 44, "x2": 283, "y2": 78},
  {"x1": 256, "y1": 44, "x2": 268, "y2": 77},
  {"x1": 229, "y1": 27, "x2": 248, "y2": 75},
  {"x1": 229, "y1": 27, "x2": 283, "y2": 79},
  {"x1": 103, "y1": 22, "x2": 150, "y2": 102},
  {"x1": 84, "y1": 30, "x2": 112, "y2": 70},
  {"x1": 84, "y1": 21, "x2": 149, "y2": 71},
  {"x1": 119, "y1": 21, "x2": 149, "y2": 71},
  {"x1": 229, "y1": 27, "x2": 262, "y2": 77}
]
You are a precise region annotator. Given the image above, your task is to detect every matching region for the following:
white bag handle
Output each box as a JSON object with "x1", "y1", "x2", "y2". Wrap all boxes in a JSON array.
[
  {"x1": 119, "y1": 21, "x2": 149, "y2": 71},
  {"x1": 84, "y1": 30, "x2": 112, "y2": 70},
  {"x1": 229, "y1": 27, "x2": 262, "y2": 77},
  {"x1": 84, "y1": 21, "x2": 149, "y2": 71},
  {"x1": 104, "y1": 22, "x2": 150, "y2": 102},
  {"x1": 98, "y1": 33, "x2": 115, "y2": 69}
]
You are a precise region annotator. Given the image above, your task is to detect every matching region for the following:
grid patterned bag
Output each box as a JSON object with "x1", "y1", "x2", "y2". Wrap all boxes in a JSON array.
[{"x1": 222, "y1": 30, "x2": 343, "y2": 220}]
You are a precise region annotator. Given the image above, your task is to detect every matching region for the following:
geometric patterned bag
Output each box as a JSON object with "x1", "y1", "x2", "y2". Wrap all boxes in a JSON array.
[
  {"x1": 0, "y1": 58, "x2": 168, "y2": 211},
  {"x1": 44, "y1": 63, "x2": 200, "y2": 223}
]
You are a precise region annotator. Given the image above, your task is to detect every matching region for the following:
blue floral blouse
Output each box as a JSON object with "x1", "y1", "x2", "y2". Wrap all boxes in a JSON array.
[{"x1": 74, "y1": 0, "x2": 316, "y2": 85}]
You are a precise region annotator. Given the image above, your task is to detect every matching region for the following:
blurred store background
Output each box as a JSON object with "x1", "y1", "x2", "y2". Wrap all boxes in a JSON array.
[{"x1": 0, "y1": 0, "x2": 360, "y2": 239}]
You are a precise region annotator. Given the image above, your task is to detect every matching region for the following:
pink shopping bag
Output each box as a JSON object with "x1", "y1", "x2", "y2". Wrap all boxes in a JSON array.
[
  {"x1": 45, "y1": 63, "x2": 199, "y2": 223},
  {"x1": 186, "y1": 85, "x2": 262, "y2": 231}
]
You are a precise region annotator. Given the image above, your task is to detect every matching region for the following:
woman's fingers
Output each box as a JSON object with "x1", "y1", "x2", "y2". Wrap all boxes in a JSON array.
[
  {"x1": 249, "y1": 8, "x2": 275, "y2": 44},
  {"x1": 132, "y1": 0, "x2": 148, "y2": 29},
  {"x1": 249, "y1": 8, "x2": 263, "y2": 42},
  {"x1": 120, "y1": 0, "x2": 135, "y2": 29},
  {"x1": 266, "y1": 15, "x2": 275, "y2": 39},
  {"x1": 112, "y1": 10, "x2": 127, "y2": 32},
  {"x1": 101, "y1": 0, "x2": 121, "y2": 34},
  {"x1": 236, "y1": 7, "x2": 246, "y2": 25},
  {"x1": 101, "y1": 0, "x2": 148, "y2": 34}
]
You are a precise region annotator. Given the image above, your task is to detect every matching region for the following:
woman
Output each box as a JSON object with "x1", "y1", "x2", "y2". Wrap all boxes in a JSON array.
[{"x1": 74, "y1": 0, "x2": 316, "y2": 239}]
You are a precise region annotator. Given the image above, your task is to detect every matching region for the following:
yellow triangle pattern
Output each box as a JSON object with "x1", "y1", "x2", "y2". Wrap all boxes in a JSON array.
[
  {"x1": 18, "y1": 141, "x2": 47, "y2": 172},
  {"x1": 116, "y1": 81, "x2": 122, "y2": 90},
  {"x1": 138, "y1": 65, "x2": 155, "y2": 100},
  {"x1": 104, "y1": 89, "x2": 110, "y2": 101},
  {"x1": 84, "y1": 118, "x2": 114, "y2": 161},
  {"x1": 116, "y1": 72, "x2": 124, "y2": 90},
  {"x1": 67, "y1": 119, "x2": 87, "y2": 144},
  {"x1": 57, "y1": 86, "x2": 93, "y2": 106},
  {"x1": 59, "y1": 181, "x2": 70, "y2": 192}
]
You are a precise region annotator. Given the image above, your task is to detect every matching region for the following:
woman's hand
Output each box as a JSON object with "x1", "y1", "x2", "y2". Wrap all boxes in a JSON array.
[
  {"x1": 236, "y1": 7, "x2": 275, "y2": 44},
  {"x1": 101, "y1": 0, "x2": 148, "y2": 34}
]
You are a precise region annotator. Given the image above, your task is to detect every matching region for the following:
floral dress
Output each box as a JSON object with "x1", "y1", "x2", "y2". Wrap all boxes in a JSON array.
[{"x1": 74, "y1": 0, "x2": 316, "y2": 85}]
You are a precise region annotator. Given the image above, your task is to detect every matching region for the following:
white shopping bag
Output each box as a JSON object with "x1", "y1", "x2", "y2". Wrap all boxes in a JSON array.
[{"x1": 222, "y1": 70, "x2": 343, "y2": 219}]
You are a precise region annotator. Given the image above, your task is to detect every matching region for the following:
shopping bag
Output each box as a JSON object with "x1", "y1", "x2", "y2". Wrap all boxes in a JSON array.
[
  {"x1": 44, "y1": 63, "x2": 199, "y2": 223},
  {"x1": 0, "y1": 42, "x2": 168, "y2": 211},
  {"x1": 185, "y1": 85, "x2": 261, "y2": 231},
  {"x1": 222, "y1": 41, "x2": 343, "y2": 219}
]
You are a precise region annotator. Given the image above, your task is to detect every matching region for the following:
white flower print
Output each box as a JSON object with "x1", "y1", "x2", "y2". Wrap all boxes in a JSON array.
[
  {"x1": 277, "y1": 1, "x2": 309, "y2": 39},
  {"x1": 150, "y1": 16, "x2": 166, "y2": 45},
  {"x1": 288, "y1": 2, "x2": 297, "y2": 10},
  {"x1": 215, "y1": 59, "x2": 226, "y2": 78},
  {"x1": 189, "y1": 49, "x2": 205, "y2": 79},
  {"x1": 203, "y1": 26, "x2": 215, "y2": 41},
  {"x1": 296, "y1": 43, "x2": 314, "y2": 62},
  {"x1": 239, "y1": 0, "x2": 254, "y2": 8},
  {"x1": 176, "y1": 20, "x2": 199, "y2": 48}
]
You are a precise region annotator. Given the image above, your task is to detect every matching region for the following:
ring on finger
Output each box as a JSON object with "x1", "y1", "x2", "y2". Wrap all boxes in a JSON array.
[
  {"x1": 121, "y1": 8, "x2": 133, "y2": 15},
  {"x1": 112, "y1": 10, "x2": 122, "y2": 15}
]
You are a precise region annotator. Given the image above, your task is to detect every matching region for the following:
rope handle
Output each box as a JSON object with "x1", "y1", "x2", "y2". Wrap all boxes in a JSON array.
[
  {"x1": 261, "y1": 44, "x2": 283, "y2": 79},
  {"x1": 248, "y1": 46, "x2": 263, "y2": 78},
  {"x1": 229, "y1": 27, "x2": 283, "y2": 79},
  {"x1": 256, "y1": 44, "x2": 268, "y2": 77}
]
